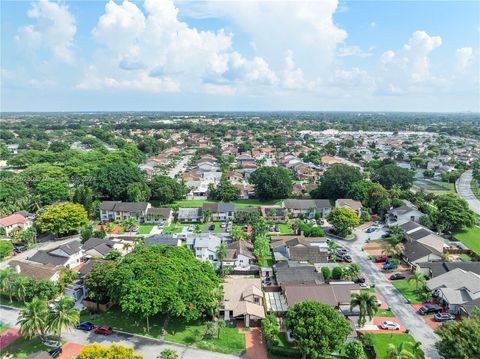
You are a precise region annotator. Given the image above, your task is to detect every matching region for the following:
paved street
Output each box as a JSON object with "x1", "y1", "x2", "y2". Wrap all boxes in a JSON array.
[
  {"x1": 0, "y1": 306, "x2": 239, "y2": 359},
  {"x1": 339, "y1": 227, "x2": 440, "y2": 359},
  {"x1": 456, "y1": 170, "x2": 480, "y2": 215},
  {"x1": 168, "y1": 155, "x2": 192, "y2": 178}
]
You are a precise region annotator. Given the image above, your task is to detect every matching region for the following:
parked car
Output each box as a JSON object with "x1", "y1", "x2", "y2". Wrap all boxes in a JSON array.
[
  {"x1": 375, "y1": 299, "x2": 382, "y2": 307},
  {"x1": 366, "y1": 227, "x2": 376, "y2": 233},
  {"x1": 42, "y1": 338, "x2": 60, "y2": 348},
  {"x1": 375, "y1": 255, "x2": 390, "y2": 263},
  {"x1": 343, "y1": 255, "x2": 352, "y2": 263},
  {"x1": 359, "y1": 283, "x2": 370, "y2": 289},
  {"x1": 263, "y1": 278, "x2": 272, "y2": 286},
  {"x1": 76, "y1": 321, "x2": 95, "y2": 331},
  {"x1": 48, "y1": 347, "x2": 62, "y2": 358},
  {"x1": 434, "y1": 313, "x2": 456, "y2": 322},
  {"x1": 13, "y1": 244, "x2": 28, "y2": 254},
  {"x1": 221, "y1": 223, "x2": 226, "y2": 228},
  {"x1": 383, "y1": 263, "x2": 398, "y2": 270},
  {"x1": 390, "y1": 273, "x2": 406, "y2": 280},
  {"x1": 418, "y1": 304, "x2": 442, "y2": 315},
  {"x1": 380, "y1": 321, "x2": 400, "y2": 330},
  {"x1": 209, "y1": 224, "x2": 215, "y2": 231},
  {"x1": 337, "y1": 248, "x2": 348, "y2": 255},
  {"x1": 94, "y1": 326, "x2": 113, "y2": 335},
  {"x1": 381, "y1": 234, "x2": 389, "y2": 238},
  {"x1": 354, "y1": 277, "x2": 366, "y2": 284},
  {"x1": 335, "y1": 255, "x2": 344, "y2": 262},
  {"x1": 187, "y1": 226, "x2": 194, "y2": 232}
]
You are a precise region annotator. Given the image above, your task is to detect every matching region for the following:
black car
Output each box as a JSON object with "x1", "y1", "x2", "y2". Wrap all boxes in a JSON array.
[
  {"x1": 390, "y1": 273, "x2": 406, "y2": 280},
  {"x1": 76, "y1": 321, "x2": 95, "y2": 331},
  {"x1": 354, "y1": 277, "x2": 366, "y2": 284},
  {"x1": 13, "y1": 244, "x2": 28, "y2": 253},
  {"x1": 209, "y1": 224, "x2": 215, "y2": 230},
  {"x1": 343, "y1": 255, "x2": 353, "y2": 263},
  {"x1": 335, "y1": 255, "x2": 344, "y2": 262},
  {"x1": 48, "y1": 347, "x2": 62, "y2": 358},
  {"x1": 418, "y1": 304, "x2": 442, "y2": 315}
]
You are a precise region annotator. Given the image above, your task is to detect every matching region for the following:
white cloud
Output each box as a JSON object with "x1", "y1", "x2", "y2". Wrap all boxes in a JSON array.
[
  {"x1": 456, "y1": 47, "x2": 474, "y2": 72},
  {"x1": 15, "y1": 0, "x2": 76, "y2": 63},
  {"x1": 338, "y1": 45, "x2": 372, "y2": 58}
]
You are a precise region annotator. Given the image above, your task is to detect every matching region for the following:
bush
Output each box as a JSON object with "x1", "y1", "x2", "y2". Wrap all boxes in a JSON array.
[
  {"x1": 321, "y1": 267, "x2": 331, "y2": 281},
  {"x1": 0, "y1": 240, "x2": 14, "y2": 259},
  {"x1": 332, "y1": 266, "x2": 343, "y2": 280},
  {"x1": 268, "y1": 346, "x2": 302, "y2": 358}
]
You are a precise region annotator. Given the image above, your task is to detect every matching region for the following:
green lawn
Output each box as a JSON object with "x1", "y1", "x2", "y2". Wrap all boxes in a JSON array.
[
  {"x1": 453, "y1": 226, "x2": 480, "y2": 255},
  {"x1": 162, "y1": 223, "x2": 187, "y2": 234},
  {"x1": 391, "y1": 279, "x2": 423, "y2": 304},
  {"x1": 197, "y1": 222, "x2": 222, "y2": 234},
  {"x1": 0, "y1": 295, "x2": 26, "y2": 309},
  {"x1": 375, "y1": 308, "x2": 395, "y2": 317},
  {"x1": 278, "y1": 223, "x2": 293, "y2": 234},
  {"x1": 471, "y1": 179, "x2": 480, "y2": 200},
  {"x1": 137, "y1": 224, "x2": 154, "y2": 235},
  {"x1": 368, "y1": 333, "x2": 419, "y2": 359},
  {"x1": 2, "y1": 336, "x2": 49, "y2": 359},
  {"x1": 165, "y1": 319, "x2": 246, "y2": 354},
  {"x1": 80, "y1": 306, "x2": 166, "y2": 338}
]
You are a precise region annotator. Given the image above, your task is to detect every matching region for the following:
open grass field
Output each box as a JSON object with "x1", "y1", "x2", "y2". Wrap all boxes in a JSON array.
[
  {"x1": 165, "y1": 319, "x2": 246, "y2": 354},
  {"x1": 391, "y1": 279, "x2": 423, "y2": 304},
  {"x1": 453, "y1": 226, "x2": 480, "y2": 255},
  {"x1": 368, "y1": 333, "x2": 419, "y2": 359}
]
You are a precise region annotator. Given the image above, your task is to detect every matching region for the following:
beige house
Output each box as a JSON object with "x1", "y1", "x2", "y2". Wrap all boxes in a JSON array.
[{"x1": 220, "y1": 277, "x2": 265, "y2": 327}]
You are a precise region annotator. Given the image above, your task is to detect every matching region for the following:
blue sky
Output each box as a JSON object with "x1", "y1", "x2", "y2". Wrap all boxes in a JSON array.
[{"x1": 1, "y1": 0, "x2": 479, "y2": 112}]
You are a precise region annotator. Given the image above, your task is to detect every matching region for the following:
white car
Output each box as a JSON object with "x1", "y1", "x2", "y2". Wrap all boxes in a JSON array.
[
  {"x1": 359, "y1": 283, "x2": 370, "y2": 289},
  {"x1": 380, "y1": 321, "x2": 400, "y2": 330}
]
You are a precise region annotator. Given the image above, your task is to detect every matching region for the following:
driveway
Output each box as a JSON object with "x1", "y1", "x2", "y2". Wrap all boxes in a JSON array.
[
  {"x1": 339, "y1": 227, "x2": 440, "y2": 359},
  {"x1": 0, "y1": 306, "x2": 240, "y2": 359},
  {"x1": 456, "y1": 170, "x2": 480, "y2": 215}
]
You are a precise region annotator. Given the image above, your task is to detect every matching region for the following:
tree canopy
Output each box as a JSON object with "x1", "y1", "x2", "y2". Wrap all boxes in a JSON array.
[
  {"x1": 286, "y1": 301, "x2": 351, "y2": 359},
  {"x1": 149, "y1": 175, "x2": 187, "y2": 204},
  {"x1": 249, "y1": 166, "x2": 292, "y2": 200},
  {"x1": 371, "y1": 164, "x2": 414, "y2": 190},
  {"x1": 35, "y1": 202, "x2": 89, "y2": 236},
  {"x1": 207, "y1": 178, "x2": 240, "y2": 202},
  {"x1": 327, "y1": 208, "x2": 359, "y2": 237},
  {"x1": 93, "y1": 161, "x2": 145, "y2": 201},
  {"x1": 311, "y1": 164, "x2": 363, "y2": 200}
]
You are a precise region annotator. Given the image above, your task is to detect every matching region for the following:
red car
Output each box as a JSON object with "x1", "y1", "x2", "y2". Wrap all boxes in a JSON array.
[
  {"x1": 375, "y1": 255, "x2": 390, "y2": 263},
  {"x1": 94, "y1": 326, "x2": 113, "y2": 335}
]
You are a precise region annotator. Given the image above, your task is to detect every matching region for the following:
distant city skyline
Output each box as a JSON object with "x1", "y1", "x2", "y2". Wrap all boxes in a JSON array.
[{"x1": 1, "y1": 0, "x2": 479, "y2": 112}]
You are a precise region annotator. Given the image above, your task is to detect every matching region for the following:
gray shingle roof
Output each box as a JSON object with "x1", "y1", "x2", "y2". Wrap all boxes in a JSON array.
[
  {"x1": 284, "y1": 199, "x2": 331, "y2": 210},
  {"x1": 203, "y1": 202, "x2": 235, "y2": 213},
  {"x1": 145, "y1": 234, "x2": 180, "y2": 247},
  {"x1": 275, "y1": 266, "x2": 324, "y2": 285}
]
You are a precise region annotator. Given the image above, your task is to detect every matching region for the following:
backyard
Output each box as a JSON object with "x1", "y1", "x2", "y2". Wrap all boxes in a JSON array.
[
  {"x1": 366, "y1": 333, "x2": 419, "y2": 359},
  {"x1": 165, "y1": 319, "x2": 246, "y2": 354},
  {"x1": 453, "y1": 226, "x2": 480, "y2": 256}
]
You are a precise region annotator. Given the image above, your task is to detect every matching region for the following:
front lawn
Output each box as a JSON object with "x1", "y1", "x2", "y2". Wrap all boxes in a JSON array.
[
  {"x1": 453, "y1": 226, "x2": 480, "y2": 255},
  {"x1": 137, "y1": 224, "x2": 154, "y2": 235},
  {"x1": 367, "y1": 333, "x2": 419, "y2": 359},
  {"x1": 80, "y1": 306, "x2": 166, "y2": 338},
  {"x1": 391, "y1": 279, "x2": 423, "y2": 304},
  {"x1": 197, "y1": 222, "x2": 222, "y2": 234},
  {"x1": 375, "y1": 308, "x2": 395, "y2": 317},
  {"x1": 0, "y1": 295, "x2": 26, "y2": 309},
  {"x1": 2, "y1": 336, "x2": 49, "y2": 359},
  {"x1": 278, "y1": 223, "x2": 293, "y2": 234},
  {"x1": 162, "y1": 223, "x2": 187, "y2": 234},
  {"x1": 165, "y1": 319, "x2": 246, "y2": 354}
]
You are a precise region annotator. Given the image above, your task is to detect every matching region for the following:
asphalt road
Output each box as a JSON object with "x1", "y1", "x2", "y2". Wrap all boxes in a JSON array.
[
  {"x1": 457, "y1": 170, "x2": 480, "y2": 215},
  {"x1": 340, "y1": 227, "x2": 440, "y2": 359},
  {"x1": 0, "y1": 306, "x2": 239, "y2": 359}
]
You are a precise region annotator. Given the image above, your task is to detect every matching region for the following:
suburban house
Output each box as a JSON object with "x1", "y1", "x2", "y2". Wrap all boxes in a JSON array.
[
  {"x1": 272, "y1": 237, "x2": 329, "y2": 264},
  {"x1": 9, "y1": 260, "x2": 60, "y2": 283},
  {"x1": 100, "y1": 201, "x2": 150, "y2": 223},
  {"x1": 283, "y1": 199, "x2": 332, "y2": 218},
  {"x1": 261, "y1": 206, "x2": 287, "y2": 222},
  {"x1": 0, "y1": 212, "x2": 34, "y2": 236},
  {"x1": 145, "y1": 207, "x2": 173, "y2": 225},
  {"x1": 224, "y1": 240, "x2": 256, "y2": 268},
  {"x1": 177, "y1": 207, "x2": 203, "y2": 223},
  {"x1": 274, "y1": 263, "x2": 324, "y2": 286},
  {"x1": 82, "y1": 238, "x2": 116, "y2": 258},
  {"x1": 386, "y1": 204, "x2": 424, "y2": 226},
  {"x1": 219, "y1": 277, "x2": 265, "y2": 327},
  {"x1": 28, "y1": 241, "x2": 84, "y2": 269},
  {"x1": 186, "y1": 233, "x2": 222, "y2": 263},
  {"x1": 335, "y1": 199, "x2": 362, "y2": 217},
  {"x1": 283, "y1": 282, "x2": 358, "y2": 309},
  {"x1": 203, "y1": 202, "x2": 235, "y2": 222},
  {"x1": 145, "y1": 234, "x2": 182, "y2": 247},
  {"x1": 418, "y1": 262, "x2": 480, "y2": 279},
  {"x1": 401, "y1": 221, "x2": 446, "y2": 265},
  {"x1": 426, "y1": 268, "x2": 480, "y2": 315}
]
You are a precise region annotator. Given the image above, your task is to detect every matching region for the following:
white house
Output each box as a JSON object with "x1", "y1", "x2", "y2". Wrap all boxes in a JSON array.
[
  {"x1": 28, "y1": 241, "x2": 84, "y2": 269},
  {"x1": 283, "y1": 199, "x2": 331, "y2": 218},
  {"x1": 0, "y1": 212, "x2": 33, "y2": 236},
  {"x1": 186, "y1": 233, "x2": 222, "y2": 262}
]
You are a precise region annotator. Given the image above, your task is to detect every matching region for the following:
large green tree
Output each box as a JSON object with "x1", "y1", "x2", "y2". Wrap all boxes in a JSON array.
[
  {"x1": 207, "y1": 179, "x2": 240, "y2": 202},
  {"x1": 110, "y1": 246, "x2": 220, "y2": 330},
  {"x1": 149, "y1": 175, "x2": 187, "y2": 204},
  {"x1": 347, "y1": 180, "x2": 392, "y2": 216},
  {"x1": 93, "y1": 161, "x2": 145, "y2": 201},
  {"x1": 327, "y1": 208, "x2": 359, "y2": 237},
  {"x1": 311, "y1": 164, "x2": 363, "y2": 200},
  {"x1": 371, "y1": 164, "x2": 414, "y2": 190},
  {"x1": 433, "y1": 194, "x2": 476, "y2": 233},
  {"x1": 35, "y1": 202, "x2": 89, "y2": 236},
  {"x1": 84, "y1": 261, "x2": 117, "y2": 312},
  {"x1": 249, "y1": 166, "x2": 292, "y2": 200},
  {"x1": 17, "y1": 297, "x2": 50, "y2": 339},
  {"x1": 286, "y1": 301, "x2": 351, "y2": 359}
]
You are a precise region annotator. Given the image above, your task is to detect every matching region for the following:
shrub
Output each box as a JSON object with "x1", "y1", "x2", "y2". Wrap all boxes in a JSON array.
[
  {"x1": 321, "y1": 267, "x2": 331, "y2": 281},
  {"x1": 332, "y1": 266, "x2": 343, "y2": 280}
]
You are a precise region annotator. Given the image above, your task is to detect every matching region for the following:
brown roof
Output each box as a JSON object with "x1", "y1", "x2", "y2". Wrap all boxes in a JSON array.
[
  {"x1": 226, "y1": 240, "x2": 255, "y2": 260},
  {"x1": 337, "y1": 199, "x2": 363, "y2": 211},
  {"x1": 283, "y1": 283, "x2": 359, "y2": 307},
  {"x1": 271, "y1": 236, "x2": 327, "y2": 249},
  {"x1": 9, "y1": 260, "x2": 60, "y2": 281},
  {"x1": 0, "y1": 213, "x2": 28, "y2": 227}
]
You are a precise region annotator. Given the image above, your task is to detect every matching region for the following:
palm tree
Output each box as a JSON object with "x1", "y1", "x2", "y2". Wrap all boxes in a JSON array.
[
  {"x1": 216, "y1": 243, "x2": 228, "y2": 273},
  {"x1": 327, "y1": 241, "x2": 339, "y2": 261},
  {"x1": 14, "y1": 276, "x2": 30, "y2": 303},
  {"x1": 1, "y1": 267, "x2": 17, "y2": 303},
  {"x1": 408, "y1": 341, "x2": 425, "y2": 359},
  {"x1": 394, "y1": 242, "x2": 405, "y2": 256},
  {"x1": 386, "y1": 342, "x2": 414, "y2": 359},
  {"x1": 47, "y1": 296, "x2": 80, "y2": 339},
  {"x1": 350, "y1": 292, "x2": 378, "y2": 327},
  {"x1": 382, "y1": 244, "x2": 396, "y2": 258},
  {"x1": 408, "y1": 271, "x2": 426, "y2": 294},
  {"x1": 17, "y1": 297, "x2": 49, "y2": 339},
  {"x1": 123, "y1": 217, "x2": 139, "y2": 236}
]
